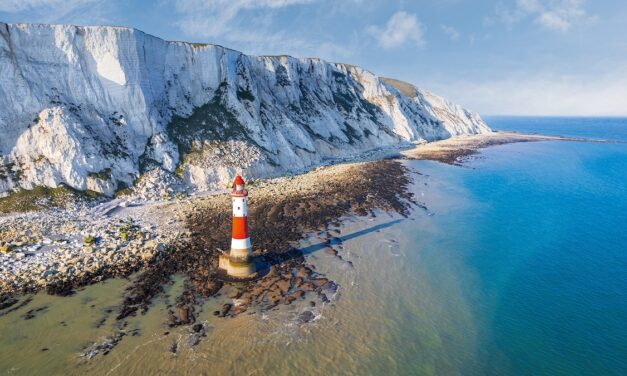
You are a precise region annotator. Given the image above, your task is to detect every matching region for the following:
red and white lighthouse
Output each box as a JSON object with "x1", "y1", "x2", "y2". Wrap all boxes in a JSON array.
[
  {"x1": 230, "y1": 175, "x2": 251, "y2": 262},
  {"x1": 219, "y1": 175, "x2": 256, "y2": 278}
]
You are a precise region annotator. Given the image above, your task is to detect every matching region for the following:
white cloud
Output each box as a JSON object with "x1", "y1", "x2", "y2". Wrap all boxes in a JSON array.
[
  {"x1": 428, "y1": 66, "x2": 627, "y2": 116},
  {"x1": 0, "y1": 0, "x2": 60, "y2": 12},
  {"x1": 0, "y1": 0, "x2": 96, "y2": 13},
  {"x1": 516, "y1": 0, "x2": 543, "y2": 13},
  {"x1": 367, "y1": 11, "x2": 425, "y2": 49},
  {"x1": 173, "y1": 0, "x2": 316, "y2": 39},
  {"x1": 495, "y1": 0, "x2": 593, "y2": 31},
  {"x1": 0, "y1": 0, "x2": 108, "y2": 24},
  {"x1": 170, "y1": 0, "x2": 356, "y2": 60},
  {"x1": 530, "y1": 0, "x2": 589, "y2": 31},
  {"x1": 440, "y1": 24, "x2": 460, "y2": 41}
]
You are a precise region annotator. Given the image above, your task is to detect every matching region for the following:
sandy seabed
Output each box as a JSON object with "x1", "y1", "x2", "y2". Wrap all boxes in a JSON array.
[{"x1": 1, "y1": 130, "x2": 611, "y2": 355}]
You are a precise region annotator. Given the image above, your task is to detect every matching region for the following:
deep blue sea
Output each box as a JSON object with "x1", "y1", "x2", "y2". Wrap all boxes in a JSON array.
[
  {"x1": 485, "y1": 115, "x2": 627, "y2": 141},
  {"x1": 402, "y1": 116, "x2": 627, "y2": 374},
  {"x1": 0, "y1": 117, "x2": 625, "y2": 375}
]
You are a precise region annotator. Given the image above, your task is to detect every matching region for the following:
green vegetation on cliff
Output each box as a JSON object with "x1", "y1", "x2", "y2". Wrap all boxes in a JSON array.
[{"x1": 0, "y1": 185, "x2": 101, "y2": 213}]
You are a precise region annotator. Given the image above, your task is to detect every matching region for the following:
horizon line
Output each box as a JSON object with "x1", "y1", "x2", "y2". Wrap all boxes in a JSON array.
[{"x1": 483, "y1": 114, "x2": 627, "y2": 118}]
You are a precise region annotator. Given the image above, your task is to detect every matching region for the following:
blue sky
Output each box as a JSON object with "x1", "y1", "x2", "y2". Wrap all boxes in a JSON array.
[{"x1": 1, "y1": 0, "x2": 626, "y2": 116}]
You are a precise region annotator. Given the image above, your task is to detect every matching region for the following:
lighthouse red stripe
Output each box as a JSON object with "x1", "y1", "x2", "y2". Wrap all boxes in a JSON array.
[{"x1": 232, "y1": 216, "x2": 248, "y2": 239}]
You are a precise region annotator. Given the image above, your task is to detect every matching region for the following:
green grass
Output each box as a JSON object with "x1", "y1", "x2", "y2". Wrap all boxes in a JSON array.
[
  {"x1": 114, "y1": 188, "x2": 133, "y2": 198},
  {"x1": 0, "y1": 243, "x2": 14, "y2": 254},
  {"x1": 0, "y1": 185, "x2": 101, "y2": 214},
  {"x1": 114, "y1": 182, "x2": 134, "y2": 198},
  {"x1": 174, "y1": 142, "x2": 219, "y2": 175},
  {"x1": 0, "y1": 162, "x2": 20, "y2": 181},
  {"x1": 166, "y1": 94, "x2": 248, "y2": 156},
  {"x1": 13, "y1": 168, "x2": 24, "y2": 181},
  {"x1": 166, "y1": 86, "x2": 265, "y2": 174},
  {"x1": 174, "y1": 164, "x2": 185, "y2": 177},
  {"x1": 33, "y1": 155, "x2": 47, "y2": 164},
  {"x1": 88, "y1": 168, "x2": 112, "y2": 181},
  {"x1": 118, "y1": 220, "x2": 140, "y2": 242}
]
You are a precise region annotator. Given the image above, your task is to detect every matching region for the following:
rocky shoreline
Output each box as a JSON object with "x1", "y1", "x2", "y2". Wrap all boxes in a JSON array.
[
  {"x1": 2, "y1": 132, "x2": 604, "y2": 305},
  {"x1": 2, "y1": 132, "x2": 606, "y2": 302},
  {"x1": 1, "y1": 131, "x2": 605, "y2": 357},
  {"x1": 0, "y1": 207, "x2": 176, "y2": 296},
  {"x1": 402, "y1": 130, "x2": 612, "y2": 165},
  {"x1": 117, "y1": 159, "x2": 416, "y2": 325},
  {"x1": 0, "y1": 158, "x2": 417, "y2": 351}
]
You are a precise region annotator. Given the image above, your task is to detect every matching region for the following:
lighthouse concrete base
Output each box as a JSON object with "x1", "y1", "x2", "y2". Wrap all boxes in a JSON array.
[{"x1": 218, "y1": 254, "x2": 257, "y2": 279}]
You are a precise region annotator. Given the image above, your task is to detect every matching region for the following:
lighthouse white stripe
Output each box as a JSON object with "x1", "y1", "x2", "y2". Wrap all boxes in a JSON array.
[
  {"x1": 232, "y1": 197, "x2": 248, "y2": 217},
  {"x1": 231, "y1": 237, "x2": 251, "y2": 249}
]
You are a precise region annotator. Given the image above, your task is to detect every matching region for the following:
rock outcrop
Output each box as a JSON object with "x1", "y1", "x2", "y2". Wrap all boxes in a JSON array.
[{"x1": 0, "y1": 23, "x2": 491, "y2": 197}]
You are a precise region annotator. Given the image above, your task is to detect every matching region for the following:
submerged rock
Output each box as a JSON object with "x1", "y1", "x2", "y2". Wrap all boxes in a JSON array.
[
  {"x1": 80, "y1": 332, "x2": 124, "y2": 359},
  {"x1": 298, "y1": 311, "x2": 316, "y2": 323},
  {"x1": 220, "y1": 303, "x2": 232, "y2": 317}
]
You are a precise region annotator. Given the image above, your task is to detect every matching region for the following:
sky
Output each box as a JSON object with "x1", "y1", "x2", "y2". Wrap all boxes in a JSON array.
[{"x1": 1, "y1": 0, "x2": 626, "y2": 116}]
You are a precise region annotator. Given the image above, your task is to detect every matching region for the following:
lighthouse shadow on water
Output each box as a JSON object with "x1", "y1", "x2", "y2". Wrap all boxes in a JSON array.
[
  {"x1": 217, "y1": 175, "x2": 408, "y2": 279},
  {"x1": 259, "y1": 218, "x2": 405, "y2": 269}
]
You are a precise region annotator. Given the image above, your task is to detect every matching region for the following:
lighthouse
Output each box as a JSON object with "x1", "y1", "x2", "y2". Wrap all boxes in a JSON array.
[{"x1": 218, "y1": 175, "x2": 256, "y2": 278}]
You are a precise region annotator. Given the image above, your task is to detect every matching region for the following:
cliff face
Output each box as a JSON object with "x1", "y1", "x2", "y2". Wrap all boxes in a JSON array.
[{"x1": 0, "y1": 23, "x2": 491, "y2": 197}]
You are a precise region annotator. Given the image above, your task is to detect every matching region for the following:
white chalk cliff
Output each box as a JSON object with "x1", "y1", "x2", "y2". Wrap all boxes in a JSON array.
[{"x1": 0, "y1": 23, "x2": 491, "y2": 197}]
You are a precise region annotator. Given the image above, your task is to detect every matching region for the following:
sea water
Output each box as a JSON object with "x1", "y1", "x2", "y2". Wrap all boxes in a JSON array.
[
  {"x1": 395, "y1": 117, "x2": 627, "y2": 375},
  {"x1": 0, "y1": 117, "x2": 625, "y2": 375}
]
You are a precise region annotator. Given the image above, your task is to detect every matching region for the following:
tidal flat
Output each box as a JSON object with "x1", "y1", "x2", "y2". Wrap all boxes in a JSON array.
[
  {"x1": 1, "y1": 158, "x2": 418, "y2": 365},
  {"x1": 1, "y1": 129, "x2": 622, "y2": 375}
]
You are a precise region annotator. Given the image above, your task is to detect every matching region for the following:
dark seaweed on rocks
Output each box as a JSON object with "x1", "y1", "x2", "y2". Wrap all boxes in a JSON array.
[
  {"x1": 0, "y1": 295, "x2": 33, "y2": 317},
  {"x1": 0, "y1": 295, "x2": 19, "y2": 311},
  {"x1": 21, "y1": 305, "x2": 48, "y2": 320},
  {"x1": 117, "y1": 160, "x2": 415, "y2": 327}
]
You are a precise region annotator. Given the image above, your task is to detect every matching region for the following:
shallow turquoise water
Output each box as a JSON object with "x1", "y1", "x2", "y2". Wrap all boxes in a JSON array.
[
  {"x1": 0, "y1": 117, "x2": 625, "y2": 375},
  {"x1": 405, "y1": 117, "x2": 627, "y2": 374}
]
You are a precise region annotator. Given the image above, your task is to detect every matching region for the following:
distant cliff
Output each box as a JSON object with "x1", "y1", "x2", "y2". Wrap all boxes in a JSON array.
[{"x1": 0, "y1": 23, "x2": 491, "y2": 197}]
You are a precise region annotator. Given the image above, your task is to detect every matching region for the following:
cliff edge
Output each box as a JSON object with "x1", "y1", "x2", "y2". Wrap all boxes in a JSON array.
[{"x1": 0, "y1": 23, "x2": 491, "y2": 198}]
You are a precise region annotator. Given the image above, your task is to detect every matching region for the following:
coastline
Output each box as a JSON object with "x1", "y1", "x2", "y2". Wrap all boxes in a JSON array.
[
  {"x1": 0, "y1": 132, "x2": 606, "y2": 304},
  {"x1": 1, "y1": 160, "x2": 415, "y2": 328},
  {"x1": 402, "y1": 130, "x2": 614, "y2": 165},
  {"x1": 117, "y1": 159, "x2": 415, "y2": 324},
  {"x1": 1, "y1": 129, "x2": 620, "y2": 358}
]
